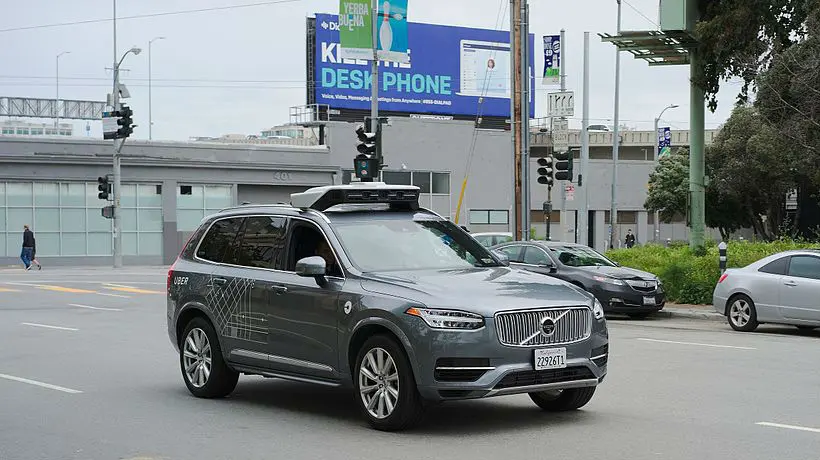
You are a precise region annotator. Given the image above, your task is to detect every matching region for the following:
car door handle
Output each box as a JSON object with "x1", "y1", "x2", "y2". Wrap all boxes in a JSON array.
[
  {"x1": 784, "y1": 280, "x2": 798, "y2": 287},
  {"x1": 269, "y1": 285, "x2": 288, "y2": 294},
  {"x1": 211, "y1": 278, "x2": 227, "y2": 287}
]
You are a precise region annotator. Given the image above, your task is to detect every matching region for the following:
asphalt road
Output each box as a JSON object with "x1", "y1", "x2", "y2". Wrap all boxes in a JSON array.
[{"x1": 1, "y1": 267, "x2": 819, "y2": 460}]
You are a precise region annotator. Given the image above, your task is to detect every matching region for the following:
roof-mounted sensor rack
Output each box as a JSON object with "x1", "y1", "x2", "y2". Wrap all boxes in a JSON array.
[{"x1": 290, "y1": 182, "x2": 420, "y2": 212}]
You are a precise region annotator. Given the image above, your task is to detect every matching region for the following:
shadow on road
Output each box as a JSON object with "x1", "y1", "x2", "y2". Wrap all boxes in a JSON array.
[{"x1": 219, "y1": 378, "x2": 595, "y2": 434}]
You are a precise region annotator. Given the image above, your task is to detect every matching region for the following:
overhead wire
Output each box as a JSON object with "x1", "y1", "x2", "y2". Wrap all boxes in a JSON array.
[{"x1": 0, "y1": 0, "x2": 302, "y2": 34}]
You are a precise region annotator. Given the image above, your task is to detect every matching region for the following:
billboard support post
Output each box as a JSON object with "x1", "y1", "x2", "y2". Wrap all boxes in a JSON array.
[{"x1": 511, "y1": 0, "x2": 523, "y2": 241}]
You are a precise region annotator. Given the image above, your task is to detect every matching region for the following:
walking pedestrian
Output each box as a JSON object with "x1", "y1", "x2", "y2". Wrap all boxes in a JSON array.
[
  {"x1": 20, "y1": 224, "x2": 36, "y2": 270},
  {"x1": 624, "y1": 229, "x2": 636, "y2": 249},
  {"x1": 30, "y1": 246, "x2": 42, "y2": 270}
]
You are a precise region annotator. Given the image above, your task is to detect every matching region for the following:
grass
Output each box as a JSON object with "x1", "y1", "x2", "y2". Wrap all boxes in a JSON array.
[{"x1": 605, "y1": 240, "x2": 819, "y2": 305}]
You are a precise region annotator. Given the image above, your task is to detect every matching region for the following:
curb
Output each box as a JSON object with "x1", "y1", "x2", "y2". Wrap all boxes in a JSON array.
[{"x1": 655, "y1": 308, "x2": 724, "y2": 322}]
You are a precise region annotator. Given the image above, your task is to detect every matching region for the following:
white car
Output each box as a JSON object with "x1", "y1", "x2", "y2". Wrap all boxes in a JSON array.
[
  {"x1": 712, "y1": 249, "x2": 820, "y2": 332},
  {"x1": 471, "y1": 232, "x2": 513, "y2": 248}
]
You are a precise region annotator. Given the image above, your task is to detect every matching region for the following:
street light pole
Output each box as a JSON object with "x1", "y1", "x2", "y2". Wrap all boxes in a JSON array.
[
  {"x1": 55, "y1": 51, "x2": 70, "y2": 130},
  {"x1": 609, "y1": 0, "x2": 622, "y2": 250},
  {"x1": 148, "y1": 36, "x2": 165, "y2": 141},
  {"x1": 653, "y1": 103, "x2": 679, "y2": 242}
]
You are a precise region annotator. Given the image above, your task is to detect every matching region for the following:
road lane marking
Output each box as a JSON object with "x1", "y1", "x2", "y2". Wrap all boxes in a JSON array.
[
  {"x1": 95, "y1": 292, "x2": 131, "y2": 299},
  {"x1": 105, "y1": 286, "x2": 164, "y2": 294},
  {"x1": 0, "y1": 287, "x2": 21, "y2": 292},
  {"x1": 0, "y1": 373, "x2": 82, "y2": 394},
  {"x1": 35, "y1": 285, "x2": 96, "y2": 294},
  {"x1": 69, "y1": 303, "x2": 122, "y2": 312},
  {"x1": 103, "y1": 283, "x2": 138, "y2": 289},
  {"x1": 21, "y1": 322, "x2": 78, "y2": 332},
  {"x1": 757, "y1": 422, "x2": 820, "y2": 434},
  {"x1": 637, "y1": 338, "x2": 756, "y2": 350}
]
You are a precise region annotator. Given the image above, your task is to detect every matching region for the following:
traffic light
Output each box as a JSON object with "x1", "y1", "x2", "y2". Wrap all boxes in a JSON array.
[
  {"x1": 97, "y1": 176, "x2": 111, "y2": 200},
  {"x1": 554, "y1": 151, "x2": 574, "y2": 181},
  {"x1": 537, "y1": 156, "x2": 554, "y2": 187},
  {"x1": 354, "y1": 119, "x2": 381, "y2": 181},
  {"x1": 116, "y1": 104, "x2": 135, "y2": 138}
]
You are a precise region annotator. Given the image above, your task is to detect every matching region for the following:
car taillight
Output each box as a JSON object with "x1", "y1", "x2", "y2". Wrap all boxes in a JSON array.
[
  {"x1": 167, "y1": 263, "x2": 175, "y2": 291},
  {"x1": 718, "y1": 273, "x2": 728, "y2": 284}
]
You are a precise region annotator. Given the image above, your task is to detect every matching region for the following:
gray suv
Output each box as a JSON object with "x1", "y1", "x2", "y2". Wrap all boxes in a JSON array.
[{"x1": 166, "y1": 183, "x2": 609, "y2": 431}]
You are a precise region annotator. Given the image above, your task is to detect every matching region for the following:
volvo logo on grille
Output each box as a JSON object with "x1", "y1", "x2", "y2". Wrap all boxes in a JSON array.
[{"x1": 540, "y1": 317, "x2": 556, "y2": 336}]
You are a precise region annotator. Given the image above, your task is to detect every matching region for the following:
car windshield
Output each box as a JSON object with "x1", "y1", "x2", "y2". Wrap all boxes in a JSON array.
[
  {"x1": 332, "y1": 215, "x2": 502, "y2": 272},
  {"x1": 549, "y1": 245, "x2": 616, "y2": 267}
]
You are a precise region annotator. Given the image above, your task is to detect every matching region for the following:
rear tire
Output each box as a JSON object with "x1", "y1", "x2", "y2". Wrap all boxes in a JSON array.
[
  {"x1": 353, "y1": 334, "x2": 425, "y2": 431},
  {"x1": 529, "y1": 386, "x2": 596, "y2": 412},
  {"x1": 727, "y1": 294, "x2": 758, "y2": 332},
  {"x1": 180, "y1": 316, "x2": 239, "y2": 398}
]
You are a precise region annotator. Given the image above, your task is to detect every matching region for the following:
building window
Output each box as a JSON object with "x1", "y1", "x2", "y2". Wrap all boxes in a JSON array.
[
  {"x1": 120, "y1": 184, "x2": 164, "y2": 256},
  {"x1": 604, "y1": 210, "x2": 638, "y2": 225},
  {"x1": 382, "y1": 171, "x2": 411, "y2": 185},
  {"x1": 530, "y1": 210, "x2": 560, "y2": 224},
  {"x1": 176, "y1": 184, "x2": 233, "y2": 232},
  {"x1": 469, "y1": 209, "x2": 509, "y2": 225},
  {"x1": 432, "y1": 173, "x2": 450, "y2": 194},
  {"x1": 412, "y1": 171, "x2": 431, "y2": 193}
]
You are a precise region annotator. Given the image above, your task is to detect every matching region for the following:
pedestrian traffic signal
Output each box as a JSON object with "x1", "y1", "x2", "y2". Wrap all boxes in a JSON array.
[
  {"x1": 97, "y1": 176, "x2": 111, "y2": 200},
  {"x1": 537, "y1": 156, "x2": 554, "y2": 186},
  {"x1": 116, "y1": 104, "x2": 135, "y2": 138},
  {"x1": 554, "y1": 151, "x2": 574, "y2": 181}
]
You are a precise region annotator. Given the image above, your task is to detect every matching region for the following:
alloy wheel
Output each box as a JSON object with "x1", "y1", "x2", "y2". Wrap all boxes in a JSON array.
[
  {"x1": 358, "y1": 347, "x2": 400, "y2": 419},
  {"x1": 729, "y1": 299, "x2": 751, "y2": 327},
  {"x1": 183, "y1": 327, "x2": 212, "y2": 388}
]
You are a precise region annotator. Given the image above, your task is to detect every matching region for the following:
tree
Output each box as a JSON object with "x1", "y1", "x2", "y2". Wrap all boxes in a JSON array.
[
  {"x1": 694, "y1": 0, "x2": 811, "y2": 112},
  {"x1": 645, "y1": 147, "x2": 750, "y2": 240},
  {"x1": 707, "y1": 105, "x2": 798, "y2": 240}
]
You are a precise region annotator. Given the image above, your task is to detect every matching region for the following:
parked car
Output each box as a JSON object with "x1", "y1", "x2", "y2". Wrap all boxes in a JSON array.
[
  {"x1": 713, "y1": 249, "x2": 820, "y2": 332},
  {"x1": 471, "y1": 232, "x2": 513, "y2": 248},
  {"x1": 491, "y1": 240, "x2": 666, "y2": 318},
  {"x1": 167, "y1": 183, "x2": 609, "y2": 431}
]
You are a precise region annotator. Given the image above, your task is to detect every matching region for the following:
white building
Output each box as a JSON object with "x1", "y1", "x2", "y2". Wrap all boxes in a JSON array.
[{"x1": 1, "y1": 119, "x2": 73, "y2": 137}]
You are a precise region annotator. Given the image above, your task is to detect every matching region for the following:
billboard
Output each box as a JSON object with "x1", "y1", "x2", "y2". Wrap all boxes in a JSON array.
[
  {"x1": 658, "y1": 127, "x2": 671, "y2": 158},
  {"x1": 312, "y1": 13, "x2": 536, "y2": 119},
  {"x1": 542, "y1": 34, "x2": 560, "y2": 85}
]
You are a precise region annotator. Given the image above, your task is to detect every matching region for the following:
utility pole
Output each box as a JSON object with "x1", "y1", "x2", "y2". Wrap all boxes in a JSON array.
[
  {"x1": 511, "y1": 0, "x2": 523, "y2": 241},
  {"x1": 112, "y1": 0, "x2": 122, "y2": 268},
  {"x1": 558, "y1": 29, "x2": 567, "y2": 242},
  {"x1": 55, "y1": 51, "x2": 70, "y2": 130},
  {"x1": 579, "y1": 31, "x2": 590, "y2": 246},
  {"x1": 609, "y1": 0, "x2": 622, "y2": 250},
  {"x1": 370, "y1": 0, "x2": 379, "y2": 133},
  {"x1": 653, "y1": 103, "x2": 678, "y2": 242},
  {"x1": 520, "y1": 1, "x2": 530, "y2": 241}
]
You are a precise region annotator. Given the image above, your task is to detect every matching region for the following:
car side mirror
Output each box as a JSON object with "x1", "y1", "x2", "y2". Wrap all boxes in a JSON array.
[
  {"x1": 492, "y1": 250, "x2": 510, "y2": 266},
  {"x1": 296, "y1": 256, "x2": 327, "y2": 278},
  {"x1": 542, "y1": 262, "x2": 557, "y2": 272}
]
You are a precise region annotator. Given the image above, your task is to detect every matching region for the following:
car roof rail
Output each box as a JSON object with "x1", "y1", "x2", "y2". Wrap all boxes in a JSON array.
[{"x1": 217, "y1": 202, "x2": 292, "y2": 213}]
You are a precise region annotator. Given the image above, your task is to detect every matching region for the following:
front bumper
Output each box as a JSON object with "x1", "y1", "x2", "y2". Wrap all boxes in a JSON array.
[
  {"x1": 589, "y1": 284, "x2": 666, "y2": 314},
  {"x1": 403, "y1": 314, "x2": 609, "y2": 401}
]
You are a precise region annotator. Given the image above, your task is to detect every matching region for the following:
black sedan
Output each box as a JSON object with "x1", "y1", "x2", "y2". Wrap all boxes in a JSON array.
[{"x1": 491, "y1": 240, "x2": 665, "y2": 318}]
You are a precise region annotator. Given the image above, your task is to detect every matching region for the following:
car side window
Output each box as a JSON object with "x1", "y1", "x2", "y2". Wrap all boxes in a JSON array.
[
  {"x1": 196, "y1": 217, "x2": 245, "y2": 263},
  {"x1": 286, "y1": 221, "x2": 344, "y2": 278},
  {"x1": 497, "y1": 245, "x2": 524, "y2": 263},
  {"x1": 523, "y1": 246, "x2": 552, "y2": 266},
  {"x1": 758, "y1": 256, "x2": 789, "y2": 275},
  {"x1": 474, "y1": 235, "x2": 492, "y2": 247},
  {"x1": 786, "y1": 255, "x2": 820, "y2": 280},
  {"x1": 224, "y1": 216, "x2": 288, "y2": 269}
]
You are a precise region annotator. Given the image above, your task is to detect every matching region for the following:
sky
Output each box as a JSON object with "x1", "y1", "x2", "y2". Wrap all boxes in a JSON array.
[{"x1": 0, "y1": 0, "x2": 746, "y2": 141}]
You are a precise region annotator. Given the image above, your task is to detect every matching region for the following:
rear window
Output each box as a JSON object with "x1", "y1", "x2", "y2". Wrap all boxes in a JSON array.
[
  {"x1": 758, "y1": 256, "x2": 789, "y2": 275},
  {"x1": 196, "y1": 217, "x2": 244, "y2": 263}
]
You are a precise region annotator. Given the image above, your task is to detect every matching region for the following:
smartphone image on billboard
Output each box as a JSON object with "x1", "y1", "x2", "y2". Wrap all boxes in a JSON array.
[{"x1": 457, "y1": 39, "x2": 511, "y2": 99}]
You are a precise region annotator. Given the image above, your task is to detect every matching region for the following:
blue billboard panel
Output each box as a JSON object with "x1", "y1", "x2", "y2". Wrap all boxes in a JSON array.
[{"x1": 313, "y1": 13, "x2": 536, "y2": 118}]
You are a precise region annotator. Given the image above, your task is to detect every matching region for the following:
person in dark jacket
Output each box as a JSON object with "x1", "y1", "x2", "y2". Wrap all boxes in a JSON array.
[
  {"x1": 21, "y1": 225, "x2": 36, "y2": 270},
  {"x1": 624, "y1": 229, "x2": 636, "y2": 248}
]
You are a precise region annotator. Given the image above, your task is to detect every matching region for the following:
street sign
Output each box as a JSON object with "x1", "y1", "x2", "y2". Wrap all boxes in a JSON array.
[
  {"x1": 547, "y1": 91, "x2": 574, "y2": 117},
  {"x1": 552, "y1": 118, "x2": 569, "y2": 152},
  {"x1": 102, "y1": 112, "x2": 119, "y2": 140},
  {"x1": 565, "y1": 183, "x2": 575, "y2": 201}
]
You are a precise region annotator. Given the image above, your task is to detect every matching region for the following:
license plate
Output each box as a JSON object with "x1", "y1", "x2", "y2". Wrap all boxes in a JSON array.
[
  {"x1": 643, "y1": 296, "x2": 655, "y2": 305},
  {"x1": 534, "y1": 347, "x2": 567, "y2": 371}
]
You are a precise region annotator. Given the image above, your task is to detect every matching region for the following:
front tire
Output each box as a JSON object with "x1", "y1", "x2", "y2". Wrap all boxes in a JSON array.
[
  {"x1": 180, "y1": 316, "x2": 238, "y2": 398},
  {"x1": 529, "y1": 386, "x2": 596, "y2": 411},
  {"x1": 727, "y1": 294, "x2": 758, "y2": 332},
  {"x1": 353, "y1": 334, "x2": 425, "y2": 431}
]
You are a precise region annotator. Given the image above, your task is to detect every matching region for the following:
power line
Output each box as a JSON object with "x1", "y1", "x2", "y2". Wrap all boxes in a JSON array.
[
  {"x1": 0, "y1": 0, "x2": 302, "y2": 34},
  {"x1": 622, "y1": 0, "x2": 659, "y2": 29}
]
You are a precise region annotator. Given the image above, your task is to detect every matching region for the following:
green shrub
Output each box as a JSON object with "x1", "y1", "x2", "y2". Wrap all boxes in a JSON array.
[{"x1": 606, "y1": 240, "x2": 820, "y2": 305}]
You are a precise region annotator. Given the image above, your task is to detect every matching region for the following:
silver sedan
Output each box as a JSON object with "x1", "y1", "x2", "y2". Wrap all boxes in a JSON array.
[{"x1": 713, "y1": 249, "x2": 820, "y2": 332}]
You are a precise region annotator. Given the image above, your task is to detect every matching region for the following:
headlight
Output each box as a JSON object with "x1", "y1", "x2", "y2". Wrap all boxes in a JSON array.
[
  {"x1": 593, "y1": 275, "x2": 625, "y2": 286},
  {"x1": 593, "y1": 298, "x2": 605, "y2": 320},
  {"x1": 406, "y1": 307, "x2": 485, "y2": 330}
]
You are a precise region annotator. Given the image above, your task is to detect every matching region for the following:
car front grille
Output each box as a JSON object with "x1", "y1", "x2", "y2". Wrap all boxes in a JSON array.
[
  {"x1": 625, "y1": 279, "x2": 658, "y2": 293},
  {"x1": 495, "y1": 307, "x2": 591, "y2": 347},
  {"x1": 494, "y1": 367, "x2": 596, "y2": 389}
]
